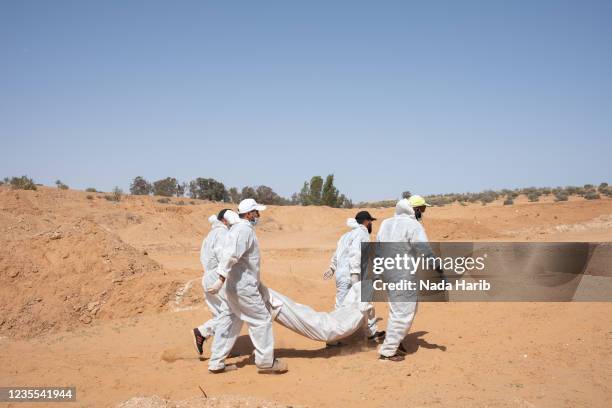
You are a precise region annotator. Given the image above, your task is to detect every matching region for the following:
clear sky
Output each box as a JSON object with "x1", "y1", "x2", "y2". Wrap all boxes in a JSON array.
[{"x1": 1, "y1": 0, "x2": 611, "y2": 201}]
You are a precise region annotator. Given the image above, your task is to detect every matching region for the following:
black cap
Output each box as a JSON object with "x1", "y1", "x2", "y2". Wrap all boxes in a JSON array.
[
  {"x1": 355, "y1": 210, "x2": 376, "y2": 223},
  {"x1": 217, "y1": 208, "x2": 230, "y2": 221}
]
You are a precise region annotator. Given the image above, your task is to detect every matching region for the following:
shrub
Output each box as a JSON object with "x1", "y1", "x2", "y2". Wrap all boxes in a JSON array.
[
  {"x1": 176, "y1": 201, "x2": 186, "y2": 206},
  {"x1": 598, "y1": 183, "x2": 608, "y2": 193},
  {"x1": 55, "y1": 179, "x2": 69, "y2": 190},
  {"x1": 85, "y1": 187, "x2": 97, "y2": 192},
  {"x1": 478, "y1": 190, "x2": 497, "y2": 205},
  {"x1": 104, "y1": 187, "x2": 123, "y2": 202},
  {"x1": 565, "y1": 186, "x2": 580, "y2": 195},
  {"x1": 527, "y1": 192, "x2": 540, "y2": 202},
  {"x1": 503, "y1": 198, "x2": 514, "y2": 205},
  {"x1": 554, "y1": 191, "x2": 569, "y2": 202},
  {"x1": 584, "y1": 191, "x2": 600, "y2": 200},
  {"x1": 401, "y1": 191, "x2": 412, "y2": 199},
  {"x1": 157, "y1": 197, "x2": 171, "y2": 204},
  {"x1": 86, "y1": 195, "x2": 94, "y2": 200},
  {"x1": 9, "y1": 175, "x2": 37, "y2": 190}
]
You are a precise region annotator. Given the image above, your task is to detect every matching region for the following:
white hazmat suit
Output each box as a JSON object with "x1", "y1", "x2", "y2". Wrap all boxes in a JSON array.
[
  {"x1": 329, "y1": 218, "x2": 379, "y2": 337},
  {"x1": 197, "y1": 215, "x2": 229, "y2": 338},
  {"x1": 330, "y1": 218, "x2": 369, "y2": 307},
  {"x1": 376, "y1": 199, "x2": 434, "y2": 358},
  {"x1": 215, "y1": 218, "x2": 275, "y2": 369}
]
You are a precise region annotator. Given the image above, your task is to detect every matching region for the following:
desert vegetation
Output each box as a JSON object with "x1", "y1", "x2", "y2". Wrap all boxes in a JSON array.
[{"x1": 2, "y1": 175, "x2": 610, "y2": 208}]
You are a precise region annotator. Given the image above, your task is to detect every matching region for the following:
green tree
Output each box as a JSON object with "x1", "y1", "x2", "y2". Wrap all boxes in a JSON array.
[
  {"x1": 228, "y1": 187, "x2": 241, "y2": 203},
  {"x1": 129, "y1": 176, "x2": 152, "y2": 195},
  {"x1": 309, "y1": 176, "x2": 323, "y2": 205},
  {"x1": 299, "y1": 181, "x2": 311, "y2": 205},
  {"x1": 338, "y1": 194, "x2": 353, "y2": 208},
  {"x1": 189, "y1": 178, "x2": 227, "y2": 201},
  {"x1": 321, "y1": 174, "x2": 340, "y2": 207},
  {"x1": 241, "y1": 186, "x2": 256, "y2": 200},
  {"x1": 153, "y1": 177, "x2": 178, "y2": 197},
  {"x1": 176, "y1": 182, "x2": 187, "y2": 197},
  {"x1": 255, "y1": 185, "x2": 281, "y2": 204}
]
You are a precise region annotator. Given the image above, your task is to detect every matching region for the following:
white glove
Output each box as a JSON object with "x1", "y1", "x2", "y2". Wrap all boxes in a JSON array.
[
  {"x1": 206, "y1": 278, "x2": 224, "y2": 294},
  {"x1": 350, "y1": 273, "x2": 360, "y2": 284},
  {"x1": 323, "y1": 267, "x2": 335, "y2": 280}
]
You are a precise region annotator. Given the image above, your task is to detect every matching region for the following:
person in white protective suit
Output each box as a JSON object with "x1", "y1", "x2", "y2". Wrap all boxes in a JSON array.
[
  {"x1": 206, "y1": 199, "x2": 288, "y2": 374},
  {"x1": 191, "y1": 209, "x2": 231, "y2": 356},
  {"x1": 376, "y1": 195, "x2": 439, "y2": 361},
  {"x1": 323, "y1": 211, "x2": 385, "y2": 344}
]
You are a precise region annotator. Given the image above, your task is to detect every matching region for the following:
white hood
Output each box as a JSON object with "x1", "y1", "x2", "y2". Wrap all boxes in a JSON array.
[
  {"x1": 223, "y1": 210, "x2": 241, "y2": 226},
  {"x1": 346, "y1": 218, "x2": 360, "y2": 229},
  {"x1": 208, "y1": 214, "x2": 224, "y2": 228},
  {"x1": 395, "y1": 199, "x2": 415, "y2": 216}
]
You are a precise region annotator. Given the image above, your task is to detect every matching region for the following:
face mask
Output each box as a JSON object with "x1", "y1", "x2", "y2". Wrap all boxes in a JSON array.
[{"x1": 249, "y1": 217, "x2": 259, "y2": 226}]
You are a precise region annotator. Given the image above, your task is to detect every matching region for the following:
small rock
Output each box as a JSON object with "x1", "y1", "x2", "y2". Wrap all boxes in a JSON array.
[
  {"x1": 80, "y1": 315, "x2": 92, "y2": 324},
  {"x1": 49, "y1": 231, "x2": 63, "y2": 240}
]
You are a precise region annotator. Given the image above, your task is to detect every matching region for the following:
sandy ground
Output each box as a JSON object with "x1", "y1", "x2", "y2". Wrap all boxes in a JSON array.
[{"x1": 1, "y1": 187, "x2": 611, "y2": 407}]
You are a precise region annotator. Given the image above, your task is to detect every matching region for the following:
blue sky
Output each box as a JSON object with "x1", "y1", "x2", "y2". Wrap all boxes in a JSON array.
[{"x1": 1, "y1": 0, "x2": 610, "y2": 201}]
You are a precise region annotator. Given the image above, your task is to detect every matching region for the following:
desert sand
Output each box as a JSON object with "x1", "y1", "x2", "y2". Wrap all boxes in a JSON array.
[{"x1": 1, "y1": 186, "x2": 611, "y2": 407}]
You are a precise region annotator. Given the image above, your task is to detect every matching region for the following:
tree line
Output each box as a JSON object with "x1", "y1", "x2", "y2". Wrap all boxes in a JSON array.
[
  {"x1": 3, "y1": 175, "x2": 610, "y2": 207},
  {"x1": 127, "y1": 174, "x2": 353, "y2": 207}
]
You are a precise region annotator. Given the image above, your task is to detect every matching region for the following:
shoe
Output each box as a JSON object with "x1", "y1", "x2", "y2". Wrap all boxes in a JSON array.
[
  {"x1": 257, "y1": 358, "x2": 288, "y2": 374},
  {"x1": 192, "y1": 328, "x2": 207, "y2": 355},
  {"x1": 209, "y1": 364, "x2": 237, "y2": 374},
  {"x1": 379, "y1": 353, "x2": 405, "y2": 362},
  {"x1": 368, "y1": 331, "x2": 386, "y2": 342},
  {"x1": 397, "y1": 342, "x2": 407, "y2": 355}
]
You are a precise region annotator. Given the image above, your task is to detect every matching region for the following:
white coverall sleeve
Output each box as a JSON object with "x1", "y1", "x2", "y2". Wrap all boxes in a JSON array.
[
  {"x1": 212, "y1": 230, "x2": 227, "y2": 265},
  {"x1": 217, "y1": 228, "x2": 251, "y2": 278},
  {"x1": 409, "y1": 225, "x2": 435, "y2": 259},
  {"x1": 329, "y1": 246, "x2": 338, "y2": 272},
  {"x1": 348, "y1": 232, "x2": 369, "y2": 276},
  {"x1": 199, "y1": 237, "x2": 208, "y2": 270}
]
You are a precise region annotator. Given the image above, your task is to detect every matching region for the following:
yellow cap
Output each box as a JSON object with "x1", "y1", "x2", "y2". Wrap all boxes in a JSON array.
[{"x1": 408, "y1": 195, "x2": 430, "y2": 207}]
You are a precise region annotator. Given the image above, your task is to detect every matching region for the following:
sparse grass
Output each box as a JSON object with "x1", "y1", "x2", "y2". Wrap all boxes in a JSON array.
[{"x1": 104, "y1": 187, "x2": 123, "y2": 202}]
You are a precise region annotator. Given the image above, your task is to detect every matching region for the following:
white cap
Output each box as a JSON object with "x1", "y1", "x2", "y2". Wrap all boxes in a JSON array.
[{"x1": 238, "y1": 198, "x2": 267, "y2": 214}]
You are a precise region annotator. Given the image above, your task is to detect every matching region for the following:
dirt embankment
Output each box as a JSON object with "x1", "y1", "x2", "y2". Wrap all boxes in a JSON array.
[{"x1": 0, "y1": 188, "x2": 184, "y2": 338}]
